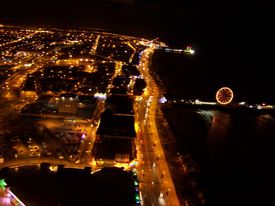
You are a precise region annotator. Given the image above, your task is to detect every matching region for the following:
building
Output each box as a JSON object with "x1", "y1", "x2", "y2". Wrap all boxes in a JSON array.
[
  {"x1": 93, "y1": 110, "x2": 136, "y2": 166},
  {"x1": 105, "y1": 94, "x2": 134, "y2": 115},
  {"x1": 133, "y1": 78, "x2": 146, "y2": 96},
  {"x1": 58, "y1": 93, "x2": 79, "y2": 114},
  {"x1": 96, "y1": 109, "x2": 136, "y2": 139}
]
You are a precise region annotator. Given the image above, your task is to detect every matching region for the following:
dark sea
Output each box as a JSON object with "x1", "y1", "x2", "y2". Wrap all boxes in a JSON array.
[
  {"x1": 161, "y1": 106, "x2": 275, "y2": 206},
  {"x1": 150, "y1": 4, "x2": 275, "y2": 203},
  {"x1": 147, "y1": 3, "x2": 275, "y2": 205}
]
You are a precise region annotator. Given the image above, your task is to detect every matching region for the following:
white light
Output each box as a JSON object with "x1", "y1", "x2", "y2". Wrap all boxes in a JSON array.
[
  {"x1": 94, "y1": 92, "x2": 107, "y2": 100},
  {"x1": 238, "y1": 101, "x2": 246, "y2": 105},
  {"x1": 195, "y1": 99, "x2": 201, "y2": 104},
  {"x1": 159, "y1": 96, "x2": 167, "y2": 104}
]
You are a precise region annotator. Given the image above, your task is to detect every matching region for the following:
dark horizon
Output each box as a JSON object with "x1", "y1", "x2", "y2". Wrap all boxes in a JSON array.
[
  {"x1": 1, "y1": 1, "x2": 274, "y2": 49},
  {"x1": 1, "y1": 1, "x2": 275, "y2": 103}
]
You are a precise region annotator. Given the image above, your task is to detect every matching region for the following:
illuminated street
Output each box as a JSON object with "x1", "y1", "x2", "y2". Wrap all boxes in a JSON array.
[{"x1": 135, "y1": 47, "x2": 180, "y2": 206}]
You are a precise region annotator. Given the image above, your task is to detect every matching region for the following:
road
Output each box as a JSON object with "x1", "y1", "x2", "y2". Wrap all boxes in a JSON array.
[
  {"x1": 136, "y1": 47, "x2": 180, "y2": 206},
  {"x1": 0, "y1": 30, "x2": 41, "y2": 48},
  {"x1": 0, "y1": 156, "x2": 90, "y2": 169}
]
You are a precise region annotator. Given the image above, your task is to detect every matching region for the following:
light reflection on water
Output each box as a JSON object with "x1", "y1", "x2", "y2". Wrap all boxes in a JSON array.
[
  {"x1": 195, "y1": 110, "x2": 275, "y2": 205},
  {"x1": 197, "y1": 110, "x2": 231, "y2": 158},
  {"x1": 256, "y1": 114, "x2": 275, "y2": 129}
]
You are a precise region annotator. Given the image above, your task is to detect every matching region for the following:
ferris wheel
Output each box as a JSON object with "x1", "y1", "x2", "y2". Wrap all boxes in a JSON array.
[{"x1": 215, "y1": 87, "x2": 234, "y2": 105}]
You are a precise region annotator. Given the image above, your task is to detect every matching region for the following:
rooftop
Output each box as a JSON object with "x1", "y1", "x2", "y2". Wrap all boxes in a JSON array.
[
  {"x1": 105, "y1": 95, "x2": 134, "y2": 115},
  {"x1": 96, "y1": 110, "x2": 136, "y2": 137}
]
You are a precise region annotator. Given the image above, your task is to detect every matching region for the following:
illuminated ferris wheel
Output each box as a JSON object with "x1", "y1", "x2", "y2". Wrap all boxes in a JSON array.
[{"x1": 215, "y1": 87, "x2": 234, "y2": 105}]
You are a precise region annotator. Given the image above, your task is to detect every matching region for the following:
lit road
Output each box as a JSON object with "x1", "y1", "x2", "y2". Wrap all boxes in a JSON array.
[
  {"x1": 75, "y1": 124, "x2": 96, "y2": 165},
  {"x1": 0, "y1": 52, "x2": 53, "y2": 102},
  {"x1": 0, "y1": 30, "x2": 41, "y2": 48},
  {"x1": 0, "y1": 65, "x2": 39, "y2": 118},
  {"x1": 0, "y1": 156, "x2": 90, "y2": 170},
  {"x1": 136, "y1": 47, "x2": 180, "y2": 206}
]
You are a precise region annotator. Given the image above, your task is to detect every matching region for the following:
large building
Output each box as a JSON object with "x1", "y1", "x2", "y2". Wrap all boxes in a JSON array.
[
  {"x1": 93, "y1": 110, "x2": 136, "y2": 166},
  {"x1": 58, "y1": 93, "x2": 79, "y2": 114},
  {"x1": 105, "y1": 94, "x2": 134, "y2": 116}
]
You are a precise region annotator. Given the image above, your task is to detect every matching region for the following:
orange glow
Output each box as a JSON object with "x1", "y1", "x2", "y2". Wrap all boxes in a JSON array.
[
  {"x1": 134, "y1": 122, "x2": 139, "y2": 134},
  {"x1": 216, "y1": 87, "x2": 234, "y2": 105}
]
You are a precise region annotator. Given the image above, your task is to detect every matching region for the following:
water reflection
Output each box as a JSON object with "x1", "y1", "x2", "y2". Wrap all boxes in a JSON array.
[
  {"x1": 256, "y1": 114, "x2": 275, "y2": 130},
  {"x1": 199, "y1": 110, "x2": 231, "y2": 159}
]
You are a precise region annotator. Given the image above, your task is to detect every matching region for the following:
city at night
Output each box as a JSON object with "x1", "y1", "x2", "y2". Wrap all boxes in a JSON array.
[{"x1": 0, "y1": 1, "x2": 275, "y2": 206}]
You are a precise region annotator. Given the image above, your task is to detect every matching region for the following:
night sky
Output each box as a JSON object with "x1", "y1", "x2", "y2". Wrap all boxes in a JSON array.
[
  {"x1": 1, "y1": 0, "x2": 275, "y2": 91},
  {"x1": 1, "y1": 1, "x2": 273, "y2": 45}
]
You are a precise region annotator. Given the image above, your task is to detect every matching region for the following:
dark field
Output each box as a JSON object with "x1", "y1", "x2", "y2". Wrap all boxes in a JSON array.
[{"x1": 0, "y1": 166, "x2": 136, "y2": 206}]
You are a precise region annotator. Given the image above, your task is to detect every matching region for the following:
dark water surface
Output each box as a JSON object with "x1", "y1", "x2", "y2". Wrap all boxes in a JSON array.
[
  {"x1": 167, "y1": 108, "x2": 275, "y2": 206},
  {"x1": 206, "y1": 111, "x2": 275, "y2": 206},
  {"x1": 152, "y1": 46, "x2": 275, "y2": 205}
]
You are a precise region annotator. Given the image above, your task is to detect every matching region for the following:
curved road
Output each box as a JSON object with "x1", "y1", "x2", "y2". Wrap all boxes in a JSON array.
[{"x1": 136, "y1": 47, "x2": 180, "y2": 206}]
